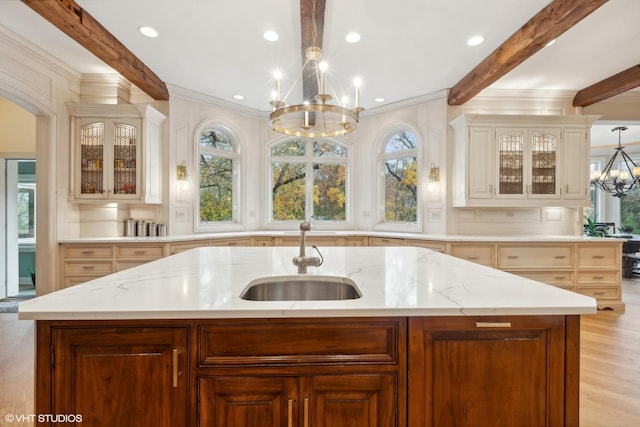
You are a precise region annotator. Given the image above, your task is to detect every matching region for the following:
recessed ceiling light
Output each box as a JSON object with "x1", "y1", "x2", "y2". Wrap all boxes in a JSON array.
[
  {"x1": 375, "y1": 98, "x2": 385, "y2": 103},
  {"x1": 263, "y1": 30, "x2": 279, "y2": 41},
  {"x1": 233, "y1": 95, "x2": 245, "y2": 100},
  {"x1": 466, "y1": 35, "x2": 484, "y2": 46},
  {"x1": 139, "y1": 26, "x2": 158, "y2": 38},
  {"x1": 345, "y1": 32, "x2": 361, "y2": 43}
]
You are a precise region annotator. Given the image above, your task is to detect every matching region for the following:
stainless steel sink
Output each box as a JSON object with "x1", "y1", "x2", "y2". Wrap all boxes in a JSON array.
[{"x1": 240, "y1": 275, "x2": 362, "y2": 301}]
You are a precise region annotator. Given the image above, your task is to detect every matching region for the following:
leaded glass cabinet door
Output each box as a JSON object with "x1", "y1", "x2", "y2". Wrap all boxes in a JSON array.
[
  {"x1": 529, "y1": 129, "x2": 560, "y2": 199},
  {"x1": 78, "y1": 118, "x2": 107, "y2": 199},
  {"x1": 111, "y1": 119, "x2": 140, "y2": 199},
  {"x1": 496, "y1": 128, "x2": 525, "y2": 198}
]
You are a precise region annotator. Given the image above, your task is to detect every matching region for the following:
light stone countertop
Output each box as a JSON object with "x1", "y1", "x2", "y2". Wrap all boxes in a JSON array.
[
  {"x1": 57, "y1": 230, "x2": 623, "y2": 243},
  {"x1": 19, "y1": 246, "x2": 597, "y2": 320}
]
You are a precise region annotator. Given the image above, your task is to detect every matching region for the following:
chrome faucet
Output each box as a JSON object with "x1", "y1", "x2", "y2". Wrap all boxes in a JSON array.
[{"x1": 292, "y1": 221, "x2": 323, "y2": 274}]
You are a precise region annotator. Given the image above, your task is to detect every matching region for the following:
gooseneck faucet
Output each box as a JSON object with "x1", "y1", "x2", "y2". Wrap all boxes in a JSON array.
[{"x1": 292, "y1": 221, "x2": 323, "y2": 274}]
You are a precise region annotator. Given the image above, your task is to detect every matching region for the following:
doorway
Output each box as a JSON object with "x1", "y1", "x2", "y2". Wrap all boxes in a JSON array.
[{"x1": 1, "y1": 159, "x2": 36, "y2": 299}]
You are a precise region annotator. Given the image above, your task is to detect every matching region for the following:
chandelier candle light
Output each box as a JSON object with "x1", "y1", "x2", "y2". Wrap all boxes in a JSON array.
[
  {"x1": 269, "y1": 0, "x2": 363, "y2": 138},
  {"x1": 592, "y1": 126, "x2": 640, "y2": 198}
]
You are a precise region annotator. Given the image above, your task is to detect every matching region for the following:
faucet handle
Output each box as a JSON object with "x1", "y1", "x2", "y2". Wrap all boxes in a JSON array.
[
  {"x1": 311, "y1": 245, "x2": 324, "y2": 267},
  {"x1": 300, "y1": 221, "x2": 311, "y2": 231}
]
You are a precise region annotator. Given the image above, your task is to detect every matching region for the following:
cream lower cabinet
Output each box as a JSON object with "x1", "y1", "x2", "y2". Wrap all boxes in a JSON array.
[
  {"x1": 116, "y1": 244, "x2": 167, "y2": 271},
  {"x1": 575, "y1": 243, "x2": 623, "y2": 310},
  {"x1": 448, "y1": 243, "x2": 495, "y2": 267},
  {"x1": 60, "y1": 244, "x2": 114, "y2": 288}
]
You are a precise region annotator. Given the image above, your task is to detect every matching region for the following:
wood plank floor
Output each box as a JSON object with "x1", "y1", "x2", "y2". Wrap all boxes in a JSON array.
[{"x1": 1, "y1": 281, "x2": 639, "y2": 426}]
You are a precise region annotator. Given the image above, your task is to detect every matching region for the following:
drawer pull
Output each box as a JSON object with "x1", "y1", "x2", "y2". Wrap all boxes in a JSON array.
[
  {"x1": 554, "y1": 256, "x2": 566, "y2": 259},
  {"x1": 172, "y1": 349, "x2": 180, "y2": 388},
  {"x1": 467, "y1": 256, "x2": 478, "y2": 260},
  {"x1": 475, "y1": 322, "x2": 512, "y2": 328},
  {"x1": 81, "y1": 266, "x2": 95, "y2": 270},
  {"x1": 593, "y1": 276, "x2": 605, "y2": 280},
  {"x1": 554, "y1": 276, "x2": 567, "y2": 280},
  {"x1": 81, "y1": 250, "x2": 94, "y2": 255},
  {"x1": 592, "y1": 255, "x2": 604, "y2": 259},
  {"x1": 134, "y1": 250, "x2": 147, "y2": 255},
  {"x1": 594, "y1": 292, "x2": 605, "y2": 296},
  {"x1": 507, "y1": 256, "x2": 519, "y2": 259}
]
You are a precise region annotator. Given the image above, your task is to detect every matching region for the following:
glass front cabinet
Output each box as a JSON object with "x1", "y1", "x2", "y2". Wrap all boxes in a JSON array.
[
  {"x1": 450, "y1": 114, "x2": 596, "y2": 208},
  {"x1": 68, "y1": 104, "x2": 166, "y2": 203}
]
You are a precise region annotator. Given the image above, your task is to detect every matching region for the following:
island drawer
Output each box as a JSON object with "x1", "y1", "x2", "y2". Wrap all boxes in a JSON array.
[
  {"x1": 497, "y1": 244, "x2": 574, "y2": 269},
  {"x1": 576, "y1": 271, "x2": 619, "y2": 284},
  {"x1": 197, "y1": 318, "x2": 404, "y2": 367}
]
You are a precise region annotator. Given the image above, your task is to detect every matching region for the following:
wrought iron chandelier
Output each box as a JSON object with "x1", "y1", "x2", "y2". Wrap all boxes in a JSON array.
[
  {"x1": 592, "y1": 126, "x2": 640, "y2": 198},
  {"x1": 269, "y1": 0, "x2": 363, "y2": 138}
]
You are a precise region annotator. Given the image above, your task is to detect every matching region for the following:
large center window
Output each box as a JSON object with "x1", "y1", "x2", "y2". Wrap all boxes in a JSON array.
[
  {"x1": 269, "y1": 138, "x2": 349, "y2": 224},
  {"x1": 380, "y1": 130, "x2": 419, "y2": 225}
]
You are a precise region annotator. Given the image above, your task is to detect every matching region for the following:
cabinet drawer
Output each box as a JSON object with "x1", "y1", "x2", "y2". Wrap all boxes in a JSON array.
[
  {"x1": 576, "y1": 271, "x2": 619, "y2": 284},
  {"x1": 116, "y1": 261, "x2": 151, "y2": 272},
  {"x1": 64, "y1": 261, "x2": 114, "y2": 275},
  {"x1": 252, "y1": 237, "x2": 273, "y2": 246},
  {"x1": 116, "y1": 245, "x2": 165, "y2": 259},
  {"x1": 169, "y1": 241, "x2": 210, "y2": 254},
  {"x1": 63, "y1": 245, "x2": 113, "y2": 259},
  {"x1": 406, "y1": 239, "x2": 446, "y2": 253},
  {"x1": 515, "y1": 271, "x2": 574, "y2": 286},
  {"x1": 450, "y1": 244, "x2": 494, "y2": 267},
  {"x1": 576, "y1": 245, "x2": 620, "y2": 268},
  {"x1": 62, "y1": 275, "x2": 102, "y2": 288},
  {"x1": 211, "y1": 238, "x2": 253, "y2": 246},
  {"x1": 576, "y1": 286, "x2": 620, "y2": 300},
  {"x1": 497, "y1": 245, "x2": 574, "y2": 269},
  {"x1": 368, "y1": 237, "x2": 405, "y2": 246},
  {"x1": 198, "y1": 319, "x2": 402, "y2": 366}
]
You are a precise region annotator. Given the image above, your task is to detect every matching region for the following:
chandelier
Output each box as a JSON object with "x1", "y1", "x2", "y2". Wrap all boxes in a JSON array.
[
  {"x1": 592, "y1": 126, "x2": 640, "y2": 198},
  {"x1": 269, "y1": 0, "x2": 363, "y2": 138}
]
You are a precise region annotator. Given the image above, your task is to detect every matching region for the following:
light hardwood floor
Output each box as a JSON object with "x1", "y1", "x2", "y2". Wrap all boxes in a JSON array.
[{"x1": 1, "y1": 281, "x2": 639, "y2": 426}]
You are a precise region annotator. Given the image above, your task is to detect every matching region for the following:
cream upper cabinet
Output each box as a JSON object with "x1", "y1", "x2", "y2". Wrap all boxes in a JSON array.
[
  {"x1": 67, "y1": 103, "x2": 166, "y2": 203},
  {"x1": 450, "y1": 114, "x2": 595, "y2": 207}
]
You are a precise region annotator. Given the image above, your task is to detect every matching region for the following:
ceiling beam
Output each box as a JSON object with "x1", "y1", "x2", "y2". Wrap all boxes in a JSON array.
[
  {"x1": 300, "y1": 0, "x2": 325, "y2": 104},
  {"x1": 21, "y1": 0, "x2": 169, "y2": 101},
  {"x1": 573, "y1": 64, "x2": 640, "y2": 107},
  {"x1": 447, "y1": 0, "x2": 609, "y2": 106}
]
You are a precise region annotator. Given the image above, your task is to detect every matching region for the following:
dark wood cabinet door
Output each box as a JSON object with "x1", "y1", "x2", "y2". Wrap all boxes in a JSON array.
[
  {"x1": 303, "y1": 374, "x2": 397, "y2": 427},
  {"x1": 409, "y1": 316, "x2": 567, "y2": 427},
  {"x1": 199, "y1": 376, "x2": 297, "y2": 427},
  {"x1": 52, "y1": 327, "x2": 188, "y2": 427}
]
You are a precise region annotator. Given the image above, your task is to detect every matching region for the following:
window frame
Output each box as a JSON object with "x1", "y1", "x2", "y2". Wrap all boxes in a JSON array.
[
  {"x1": 374, "y1": 125, "x2": 422, "y2": 233},
  {"x1": 265, "y1": 136, "x2": 353, "y2": 230},
  {"x1": 194, "y1": 121, "x2": 243, "y2": 232}
]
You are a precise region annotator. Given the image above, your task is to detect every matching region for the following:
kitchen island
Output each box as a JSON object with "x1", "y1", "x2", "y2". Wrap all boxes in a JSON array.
[{"x1": 20, "y1": 246, "x2": 597, "y2": 426}]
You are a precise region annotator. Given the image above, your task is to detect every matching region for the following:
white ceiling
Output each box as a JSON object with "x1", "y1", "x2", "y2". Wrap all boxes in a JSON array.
[{"x1": 0, "y1": 0, "x2": 639, "y2": 144}]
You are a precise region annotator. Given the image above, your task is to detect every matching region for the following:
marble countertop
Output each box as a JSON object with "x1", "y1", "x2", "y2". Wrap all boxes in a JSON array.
[
  {"x1": 57, "y1": 230, "x2": 622, "y2": 244},
  {"x1": 19, "y1": 246, "x2": 597, "y2": 320}
]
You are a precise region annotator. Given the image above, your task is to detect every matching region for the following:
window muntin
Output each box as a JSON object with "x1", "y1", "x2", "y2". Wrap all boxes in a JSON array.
[
  {"x1": 381, "y1": 131, "x2": 418, "y2": 224},
  {"x1": 269, "y1": 138, "x2": 349, "y2": 224},
  {"x1": 197, "y1": 126, "x2": 239, "y2": 227}
]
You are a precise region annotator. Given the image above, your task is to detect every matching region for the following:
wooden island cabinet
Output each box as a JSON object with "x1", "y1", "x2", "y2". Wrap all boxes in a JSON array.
[{"x1": 34, "y1": 314, "x2": 580, "y2": 427}]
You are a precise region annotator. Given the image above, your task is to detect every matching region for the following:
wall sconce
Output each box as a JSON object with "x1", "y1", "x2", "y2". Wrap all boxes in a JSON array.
[
  {"x1": 429, "y1": 163, "x2": 440, "y2": 183},
  {"x1": 177, "y1": 161, "x2": 188, "y2": 182}
]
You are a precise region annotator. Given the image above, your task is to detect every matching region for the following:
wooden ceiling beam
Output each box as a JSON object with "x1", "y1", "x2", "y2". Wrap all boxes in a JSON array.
[
  {"x1": 300, "y1": 0, "x2": 325, "y2": 104},
  {"x1": 573, "y1": 64, "x2": 640, "y2": 107},
  {"x1": 448, "y1": 0, "x2": 609, "y2": 106},
  {"x1": 21, "y1": 0, "x2": 169, "y2": 101}
]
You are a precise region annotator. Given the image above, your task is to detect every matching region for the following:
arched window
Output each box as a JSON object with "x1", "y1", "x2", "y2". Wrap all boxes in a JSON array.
[
  {"x1": 379, "y1": 130, "x2": 419, "y2": 226},
  {"x1": 269, "y1": 138, "x2": 350, "y2": 225},
  {"x1": 197, "y1": 126, "x2": 240, "y2": 229}
]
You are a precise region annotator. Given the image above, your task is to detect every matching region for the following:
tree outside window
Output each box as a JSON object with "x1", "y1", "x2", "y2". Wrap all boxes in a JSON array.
[
  {"x1": 198, "y1": 127, "x2": 238, "y2": 225},
  {"x1": 381, "y1": 131, "x2": 418, "y2": 223},
  {"x1": 270, "y1": 139, "x2": 348, "y2": 223}
]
